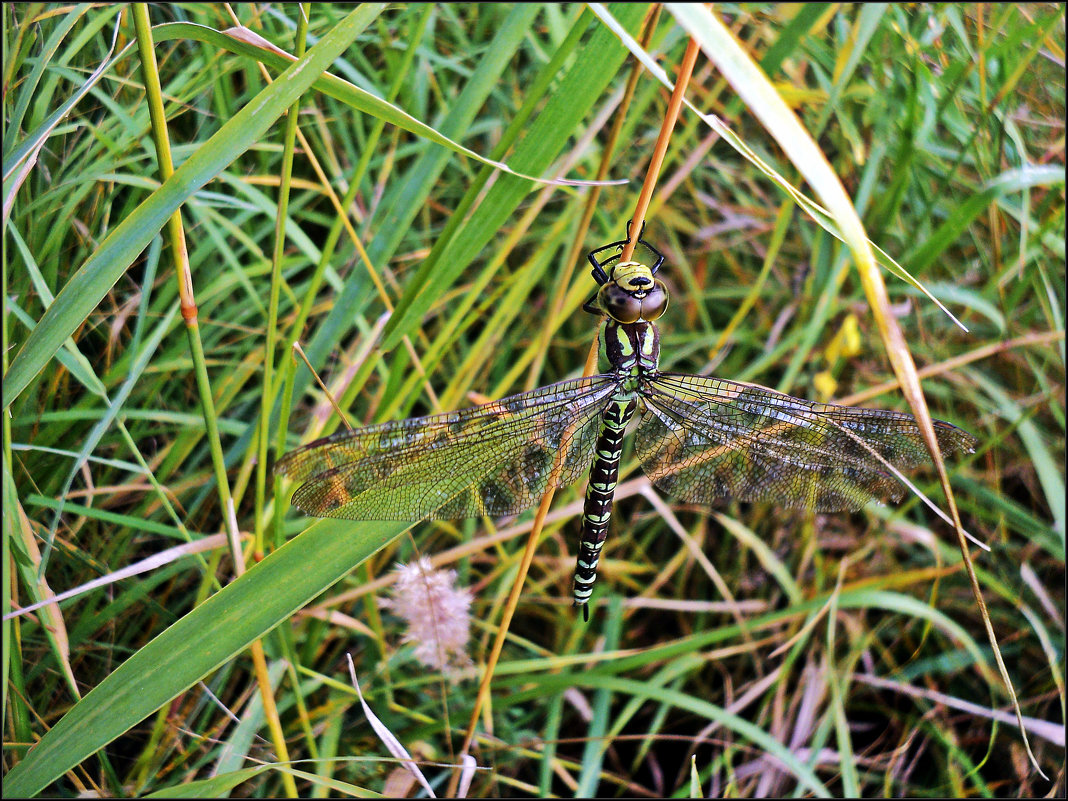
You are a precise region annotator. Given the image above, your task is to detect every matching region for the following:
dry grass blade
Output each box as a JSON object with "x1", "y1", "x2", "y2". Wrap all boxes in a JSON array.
[
  {"x1": 3, "y1": 533, "x2": 231, "y2": 621},
  {"x1": 620, "y1": 37, "x2": 701, "y2": 262},
  {"x1": 347, "y1": 656, "x2": 437, "y2": 798}
]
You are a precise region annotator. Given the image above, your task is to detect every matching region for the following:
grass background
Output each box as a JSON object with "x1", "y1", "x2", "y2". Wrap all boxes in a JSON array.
[{"x1": 3, "y1": 3, "x2": 1064, "y2": 797}]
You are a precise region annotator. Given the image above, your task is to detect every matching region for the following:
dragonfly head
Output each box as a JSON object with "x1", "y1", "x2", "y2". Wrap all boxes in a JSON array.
[{"x1": 596, "y1": 260, "x2": 668, "y2": 324}]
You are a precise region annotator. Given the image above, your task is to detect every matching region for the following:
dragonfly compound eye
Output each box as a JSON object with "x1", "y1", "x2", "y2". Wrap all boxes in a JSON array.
[
  {"x1": 599, "y1": 283, "x2": 643, "y2": 324},
  {"x1": 640, "y1": 280, "x2": 668, "y2": 321}
]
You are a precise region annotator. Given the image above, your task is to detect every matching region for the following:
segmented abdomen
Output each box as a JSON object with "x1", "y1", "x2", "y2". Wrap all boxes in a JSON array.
[{"x1": 573, "y1": 395, "x2": 637, "y2": 611}]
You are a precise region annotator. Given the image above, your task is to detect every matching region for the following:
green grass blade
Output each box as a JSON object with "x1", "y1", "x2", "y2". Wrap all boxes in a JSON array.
[
  {"x1": 542, "y1": 674, "x2": 832, "y2": 796},
  {"x1": 2, "y1": 4, "x2": 386, "y2": 408},
  {"x1": 379, "y1": 2, "x2": 648, "y2": 351},
  {"x1": 153, "y1": 18, "x2": 615, "y2": 189},
  {"x1": 3, "y1": 518, "x2": 407, "y2": 797},
  {"x1": 289, "y1": 2, "x2": 546, "y2": 402},
  {"x1": 906, "y1": 165, "x2": 1064, "y2": 273}
]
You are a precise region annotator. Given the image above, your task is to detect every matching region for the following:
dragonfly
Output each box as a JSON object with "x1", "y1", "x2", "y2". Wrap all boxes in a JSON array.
[{"x1": 276, "y1": 224, "x2": 976, "y2": 619}]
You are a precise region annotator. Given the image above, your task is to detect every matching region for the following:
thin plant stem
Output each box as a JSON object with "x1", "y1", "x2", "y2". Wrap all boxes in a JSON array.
[
  {"x1": 256, "y1": 4, "x2": 309, "y2": 550},
  {"x1": 131, "y1": 5, "x2": 235, "y2": 544},
  {"x1": 292, "y1": 342, "x2": 354, "y2": 431},
  {"x1": 455, "y1": 489, "x2": 556, "y2": 770},
  {"x1": 621, "y1": 37, "x2": 701, "y2": 262}
]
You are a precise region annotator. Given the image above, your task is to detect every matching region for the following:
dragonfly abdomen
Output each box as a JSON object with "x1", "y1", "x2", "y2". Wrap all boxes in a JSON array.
[{"x1": 574, "y1": 394, "x2": 637, "y2": 614}]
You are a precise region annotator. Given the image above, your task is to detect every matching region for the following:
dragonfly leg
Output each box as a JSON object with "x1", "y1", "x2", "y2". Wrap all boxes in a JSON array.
[
  {"x1": 625, "y1": 218, "x2": 646, "y2": 241},
  {"x1": 582, "y1": 290, "x2": 604, "y2": 316},
  {"x1": 622, "y1": 219, "x2": 666, "y2": 274},
  {"x1": 646, "y1": 243, "x2": 665, "y2": 274},
  {"x1": 587, "y1": 239, "x2": 628, "y2": 284}
]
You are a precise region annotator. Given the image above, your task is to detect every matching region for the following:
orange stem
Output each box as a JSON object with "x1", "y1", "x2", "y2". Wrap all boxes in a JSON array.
[{"x1": 621, "y1": 37, "x2": 701, "y2": 261}]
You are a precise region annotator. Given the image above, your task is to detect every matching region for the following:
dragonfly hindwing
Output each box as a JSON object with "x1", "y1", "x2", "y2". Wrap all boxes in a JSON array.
[{"x1": 635, "y1": 373, "x2": 976, "y2": 511}]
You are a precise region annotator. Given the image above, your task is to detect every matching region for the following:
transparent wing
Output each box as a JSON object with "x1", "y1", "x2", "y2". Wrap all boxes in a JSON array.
[
  {"x1": 275, "y1": 376, "x2": 618, "y2": 520},
  {"x1": 636, "y1": 373, "x2": 976, "y2": 512}
]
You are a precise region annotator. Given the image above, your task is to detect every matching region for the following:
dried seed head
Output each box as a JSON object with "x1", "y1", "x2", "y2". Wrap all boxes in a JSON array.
[{"x1": 383, "y1": 557, "x2": 473, "y2": 678}]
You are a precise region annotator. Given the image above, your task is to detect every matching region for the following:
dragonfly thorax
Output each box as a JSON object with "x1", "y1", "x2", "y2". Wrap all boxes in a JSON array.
[
  {"x1": 604, "y1": 319, "x2": 660, "y2": 387},
  {"x1": 597, "y1": 260, "x2": 668, "y2": 324}
]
